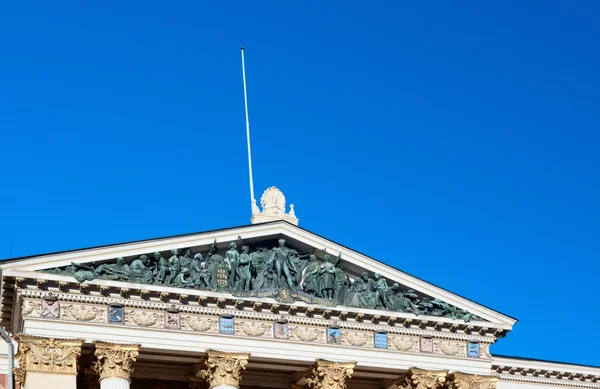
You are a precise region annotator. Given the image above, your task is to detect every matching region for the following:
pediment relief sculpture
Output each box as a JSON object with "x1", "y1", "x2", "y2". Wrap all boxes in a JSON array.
[{"x1": 39, "y1": 238, "x2": 482, "y2": 322}]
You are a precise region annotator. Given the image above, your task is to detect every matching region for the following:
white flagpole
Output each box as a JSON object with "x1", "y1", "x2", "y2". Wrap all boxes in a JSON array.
[{"x1": 241, "y1": 47, "x2": 256, "y2": 211}]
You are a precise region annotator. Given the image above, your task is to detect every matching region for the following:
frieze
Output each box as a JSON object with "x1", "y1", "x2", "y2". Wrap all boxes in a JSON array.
[
  {"x1": 237, "y1": 321, "x2": 270, "y2": 337},
  {"x1": 39, "y1": 238, "x2": 482, "y2": 322},
  {"x1": 182, "y1": 315, "x2": 217, "y2": 332},
  {"x1": 62, "y1": 304, "x2": 105, "y2": 323},
  {"x1": 390, "y1": 336, "x2": 419, "y2": 352},
  {"x1": 18, "y1": 291, "x2": 497, "y2": 346},
  {"x1": 340, "y1": 331, "x2": 370, "y2": 347},
  {"x1": 434, "y1": 340, "x2": 466, "y2": 357},
  {"x1": 125, "y1": 310, "x2": 163, "y2": 328},
  {"x1": 290, "y1": 326, "x2": 323, "y2": 342},
  {"x1": 21, "y1": 300, "x2": 41, "y2": 317}
]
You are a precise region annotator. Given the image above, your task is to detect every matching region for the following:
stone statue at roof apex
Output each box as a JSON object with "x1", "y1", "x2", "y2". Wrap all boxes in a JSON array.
[{"x1": 250, "y1": 186, "x2": 299, "y2": 226}]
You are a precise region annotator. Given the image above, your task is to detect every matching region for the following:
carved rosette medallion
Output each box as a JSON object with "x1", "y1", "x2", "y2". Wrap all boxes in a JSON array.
[
  {"x1": 396, "y1": 368, "x2": 448, "y2": 389},
  {"x1": 196, "y1": 349, "x2": 251, "y2": 389},
  {"x1": 449, "y1": 372, "x2": 497, "y2": 389},
  {"x1": 304, "y1": 359, "x2": 356, "y2": 389},
  {"x1": 93, "y1": 342, "x2": 140, "y2": 382},
  {"x1": 15, "y1": 335, "x2": 84, "y2": 385}
]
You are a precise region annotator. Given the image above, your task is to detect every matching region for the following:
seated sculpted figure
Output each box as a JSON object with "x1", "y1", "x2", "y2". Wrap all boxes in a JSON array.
[{"x1": 130, "y1": 255, "x2": 154, "y2": 284}]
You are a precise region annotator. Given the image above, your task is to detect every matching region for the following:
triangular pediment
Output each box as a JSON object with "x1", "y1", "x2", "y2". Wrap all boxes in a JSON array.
[{"x1": 0, "y1": 221, "x2": 516, "y2": 330}]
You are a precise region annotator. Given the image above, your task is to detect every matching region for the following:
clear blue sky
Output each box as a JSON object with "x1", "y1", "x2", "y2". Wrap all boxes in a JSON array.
[{"x1": 2, "y1": 1, "x2": 599, "y2": 366}]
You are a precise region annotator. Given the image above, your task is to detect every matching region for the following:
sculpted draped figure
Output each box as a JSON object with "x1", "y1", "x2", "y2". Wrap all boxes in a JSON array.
[{"x1": 43, "y1": 238, "x2": 482, "y2": 322}]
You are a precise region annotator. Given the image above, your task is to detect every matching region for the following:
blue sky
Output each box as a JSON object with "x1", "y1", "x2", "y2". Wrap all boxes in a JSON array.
[{"x1": 2, "y1": 2, "x2": 599, "y2": 366}]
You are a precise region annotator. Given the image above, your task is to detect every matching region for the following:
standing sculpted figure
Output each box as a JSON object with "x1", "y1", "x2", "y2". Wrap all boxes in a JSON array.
[
  {"x1": 301, "y1": 254, "x2": 321, "y2": 296},
  {"x1": 373, "y1": 273, "x2": 389, "y2": 309},
  {"x1": 235, "y1": 245, "x2": 252, "y2": 290},
  {"x1": 318, "y1": 254, "x2": 336, "y2": 300},
  {"x1": 225, "y1": 242, "x2": 239, "y2": 288},
  {"x1": 266, "y1": 239, "x2": 294, "y2": 289},
  {"x1": 153, "y1": 252, "x2": 168, "y2": 285},
  {"x1": 167, "y1": 249, "x2": 181, "y2": 285}
]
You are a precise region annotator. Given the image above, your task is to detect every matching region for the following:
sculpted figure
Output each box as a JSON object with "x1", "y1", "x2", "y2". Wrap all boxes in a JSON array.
[
  {"x1": 130, "y1": 255, "x2": 154, "y2": 283},
  {"x1": 332, "y1": 253, "x2": 349, "y2": 303},
  {"x1": 172, "y1": 267, "x2": 193, "y2": 288},
  {"x1": 235, "y1": 245, "x2": 252, "y2": 291},
  {"x1": 318, "y1": 254, "x2": 336, "y2": 300},
  {"x1": 266, "y1": 239, "x2": 294, "y2": 289},
  {"x1": 180, "y1": 248, "x2": 194, "y2": 270},
  {"x1": 70, "y1": 262, "x2": 95, "y2": 283},
  {"x1": 167, "y1": 249, "x2": 181, "y2": 285},
  {"x1": 301, "y1": 254, "x2": 320, "y2": 296},
  {"x1": 360, "y1": 279, "x2": 377, "y2": 309},
  {"x1": 346, "y1": 278, "x2": 364, "y2": 307},
  {"x1": 189, "y1": 253, "x2": 209, "y2": 288},
  {"x1": 95, "y1": 257, "x2": 130, "y2": 281},
  {"x1": 373, "y1": 273, "x2": 389, "y2": 309},
  {"x1": 153, "y1": 252, "x2": 168, "y2": 285},
  {"x1": 225, "y1": 242, "x2": 239, "y2": 288},
  {"x1": 388, "y1": 284, "x2": 420, "y2": 314}
]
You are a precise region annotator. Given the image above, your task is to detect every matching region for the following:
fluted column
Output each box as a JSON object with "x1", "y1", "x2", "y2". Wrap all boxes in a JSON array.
[
  {"x1": 304, "y1": 359, "x2": 356, "y2": 389},
  {"x1": 448, "y1": 372, "x2": 497, "y2": 389},
  {"x1": 92, "y1": 342, "x2": 140, "y2": 389},
  {"x1": 14, "y1": 335, "x2": 84, "y2": 389},
  {"x1": 395, "y1": 368, "x2": 449, "y2": 389},
  {"x1": 193, "y1": 350, "x2": 250, "y2": 389}
]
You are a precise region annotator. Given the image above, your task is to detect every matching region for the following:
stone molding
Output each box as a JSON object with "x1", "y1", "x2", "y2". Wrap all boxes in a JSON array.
[
  {"x1": 195, "y1": 349, "x2": 251, "y2": 389},
  {"x1": 93, "y1": 341, "x2": 140, "y2": 382},
  {"x1": 14, "y1": 335, "x2": 84, "y2": 387},
  {"x1": 304, "y1": 359, "x2": 356, "y2": 389},
  {"x1": 18, "y1": 291, "x2": 496, "y2": 345}
]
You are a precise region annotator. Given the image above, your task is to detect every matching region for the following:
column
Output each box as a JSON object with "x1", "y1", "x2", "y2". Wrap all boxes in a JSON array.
[
  {"x1": 304, "y1": 359, "x2": 356, "y2": 389},
  {"x1": 93, "y1": 342, "x2": 140, "y2": 389},
  {"x1": 193, "y1": 350, "x2": 250, "y2": 389},
  {"x1": 448, "y1": 372, "x2": 497, "y2": 389},
  {"x1": 395, "y1": 368, "x2": 449, "y2": 389},
  {"x1": 14, "y1": 335, "x2": 84, "y2": 389}
]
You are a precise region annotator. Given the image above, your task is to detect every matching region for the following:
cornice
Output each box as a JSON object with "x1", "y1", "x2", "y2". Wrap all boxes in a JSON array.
[{"x1": 494, "y1": 359, "x2": 600, "y2": 388}]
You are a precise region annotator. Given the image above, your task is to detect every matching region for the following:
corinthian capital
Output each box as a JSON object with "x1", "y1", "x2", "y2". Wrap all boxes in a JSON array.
[
  {"x1": 304, "y1": 359, "x2": 356, "y2": 389},
  {"x1": 449, "y1": 372, "x2": 497, "y2": 389},
  {"x1": 196, "y1": 349, "x2": 251, "y2": 389},
  {"x1": 93, "y1": 341, "x2": 140, "y2": 381},
  {"x1": 15, "y1": 335, "x2": 84, "y2": 376},
  {"x1": 395, "y1": 368, "x2": 448, "y2": 389}
]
